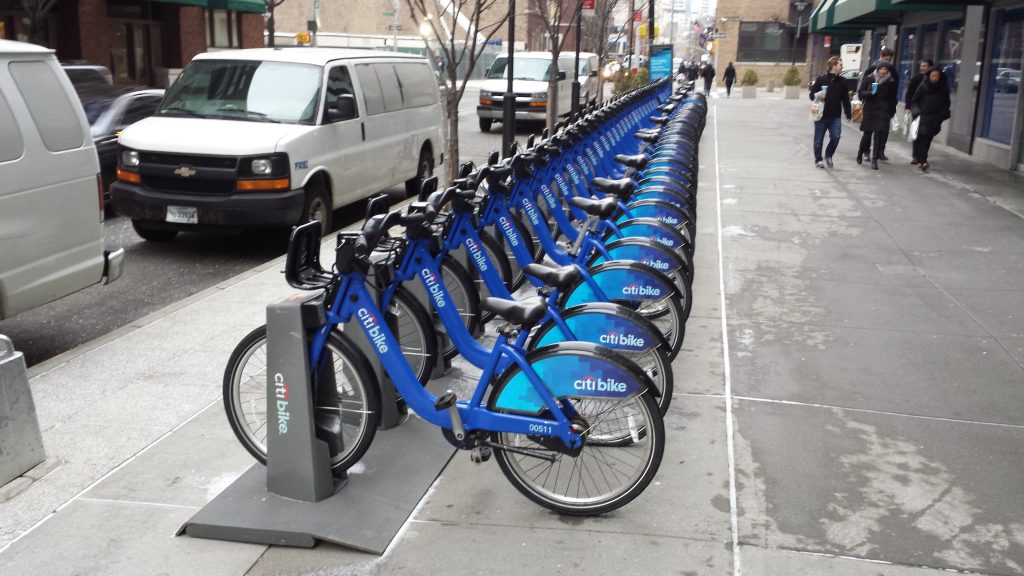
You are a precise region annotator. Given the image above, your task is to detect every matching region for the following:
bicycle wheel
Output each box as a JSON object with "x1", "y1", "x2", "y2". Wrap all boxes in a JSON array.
[
  {"x1": 491, "y1": 212, "x2": 540, "y2": 293},
  {"x1": 440, "y1": 255, "x2": 481, "y2": 361},
  {"x1": 223, "y1": 326, "x2": 381, "y2": 473},
  {"x1": 487, "y1": 351, "x2": 664, "y2": 515},
  {"x1": 386, "y1": 286, "x2": 439, "y2": 385},
  {"x1": 470, "y1": 230, "x2": 513, "y2": 324}
]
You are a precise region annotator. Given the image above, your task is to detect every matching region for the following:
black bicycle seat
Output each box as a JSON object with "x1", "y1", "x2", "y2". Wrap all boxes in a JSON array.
[
  {"x1": 650, "y1": 115, "x2": 671, "y2": 125},
  {"x1": 634, "y1": 130, "x2": 660, "y2": 143},
  {"x1": 480, "y1": 296, "x2": 547, "y2": 329},
  {"x1": 591, "y1": 177, "x2": 635, "y2": 199},
  {"x1": 523, "y1": 262, "x2": 580, "y2": 289},
  {"x1": 614, "y1": 153, "x2": 649, "y2": 170},
  {"x1": 568, "y1": 195, "x2": 619, "y2": 219}
]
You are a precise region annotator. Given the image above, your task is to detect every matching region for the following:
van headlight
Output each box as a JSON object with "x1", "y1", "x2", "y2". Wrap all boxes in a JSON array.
[
  {"x1": 250, "y1": 158, "x2": 273, "y2": 175},
  {"x1": 122, "y1": 149, "x2": 140, "y2": 167}
]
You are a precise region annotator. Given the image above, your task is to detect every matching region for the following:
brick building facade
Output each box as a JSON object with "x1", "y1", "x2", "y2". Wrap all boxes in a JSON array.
[{"x1": 713, "y1": 0, "x2": 816, "y2": 88}]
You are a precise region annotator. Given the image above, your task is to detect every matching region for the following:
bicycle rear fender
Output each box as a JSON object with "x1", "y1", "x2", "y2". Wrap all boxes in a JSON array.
[
  {"x1": 630, "y1": 190, "x2": 693, "y2": 213},
  {"x1": 615, "y1": 200, "x2": 694, "y2": 231},
  {"x1": 563, "y1": 260, "x2": 678, "y2": 308},
  {"x1": 611, "y1": 218, "x2": 691, "y2": 253},
  {"x1": 490, "y1": 341, "x2": 655, "y2": 414},
  {"x1": 590, "y1": 237, "x2": 690, "y2": 278},
  {"x1": 531, "y1": 302, "x2": 670, "y2": 358}
]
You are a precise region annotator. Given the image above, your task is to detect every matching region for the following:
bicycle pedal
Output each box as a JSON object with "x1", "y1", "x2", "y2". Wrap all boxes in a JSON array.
[
  {"x1": 434, "y1": 390, "x2": 457, "y2": 410},
  {"x1": 435, "y1": 390, "x2": 465, "y2": 441},
  {"x1": 470, "y1": 445, "x2": 492, "y2": 463}
]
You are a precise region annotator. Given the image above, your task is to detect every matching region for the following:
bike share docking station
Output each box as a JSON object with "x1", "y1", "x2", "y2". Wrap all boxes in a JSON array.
[{"x1": 179, "y1": 223, "x2": 455, "y2": 553}]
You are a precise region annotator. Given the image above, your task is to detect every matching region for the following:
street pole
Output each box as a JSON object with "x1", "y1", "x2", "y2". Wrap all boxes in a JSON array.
[
  {"x1": 502, "y1": 0, "x2": 516, "y2": 158},
  {"x1": 392, "y1": 0, "x2": 399, "y2": 51},
  {"x1": 647, "y1": 0, "x2": 655, "y2": 62},
  {"x1": 627, "y1": 0, "x2": 635, "y2": 69},
  {"x1": 790, "y1": 2, "x2": 807, "y2": 65},
  {"x1": 571, "y1": 0, "x2": 582, "y2": 116}
]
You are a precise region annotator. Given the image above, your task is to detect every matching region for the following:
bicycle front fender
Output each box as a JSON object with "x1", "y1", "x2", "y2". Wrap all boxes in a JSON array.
[{"x1": 562, "y1": 260, "x2": 679, "y2": 309}]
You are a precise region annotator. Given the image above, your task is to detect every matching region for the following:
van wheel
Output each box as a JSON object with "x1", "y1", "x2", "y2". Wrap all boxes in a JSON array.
[
  {"x1": 405, "y1": 147, "x2": 434, "y2": 198},
  {"x1": 302, "y1": 184, "x2": 332, "y2": 234},
  {"x1": 132, "y1": 220, "x2": 177, "y2": 242},
  {"x1": 479, "y1": 118, "x2": 492, "y2": 132}
]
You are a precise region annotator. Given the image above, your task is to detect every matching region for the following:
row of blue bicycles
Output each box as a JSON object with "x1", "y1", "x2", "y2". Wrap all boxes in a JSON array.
[{"x1": 223, "y1": 76, "x2": 708, "y2": 516}]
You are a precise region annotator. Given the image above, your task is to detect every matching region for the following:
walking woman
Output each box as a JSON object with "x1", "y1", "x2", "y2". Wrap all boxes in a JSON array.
[
  {"x1": 808, "y1": 56, "x2": 851, "y2": 168},
  {"x1": 856, "y1": 61, "x2": 898, "y2": 170},
  {"x1": 723, "y1": 62, "x2": 736, "y2": 98},
  {"x1": 910, "y1": 67, "x2": 951, "y2": 172}
]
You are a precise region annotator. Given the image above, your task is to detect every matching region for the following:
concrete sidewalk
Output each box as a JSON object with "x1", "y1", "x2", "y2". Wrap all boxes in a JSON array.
[{"x1": 2, "y1": 94, "x2": 1023, "y2": 576}]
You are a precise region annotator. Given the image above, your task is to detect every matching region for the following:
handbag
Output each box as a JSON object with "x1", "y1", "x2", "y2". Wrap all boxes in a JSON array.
[
  {"x1": 850, "y1": 98, "x2": 863, "y2": 123},
  {"x1": 908, "y1": 116, "x2": 920, "y2": 141},
  {"x1": 809, "y1": 98, "x2": 824, "y2": 122}
]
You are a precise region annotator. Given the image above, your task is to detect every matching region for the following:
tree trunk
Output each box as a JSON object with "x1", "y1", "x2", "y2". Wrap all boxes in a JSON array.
[
  {"x1": 445, "y1": 88, "x2": 460, "y2": 181},
  {"x1": 546, "y1": 54, "x2": 559, "y2": 134},
  {"x1": 267, "y1": 10, "x2": 276, "y2": 47}
]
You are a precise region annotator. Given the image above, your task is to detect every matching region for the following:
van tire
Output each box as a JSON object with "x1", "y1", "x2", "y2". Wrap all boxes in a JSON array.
[
  {"x1": 132, "y1": 220, "x2": 178, "y2": 242},
  {"x1": 479, "y1": 118, "x2": 492, "y2": 132},
  {"x1": 405, "y1": 147, "x2": 434, "y2": 198},
  {"x1": 302, "y1": 183, "x2": 332, "y2": 234}
]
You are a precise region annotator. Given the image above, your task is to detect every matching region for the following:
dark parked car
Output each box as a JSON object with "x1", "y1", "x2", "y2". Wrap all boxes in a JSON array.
[
  {"x1": 81, "y1": 88, "x2": 165, "y2": 204},
  {"x1": 995, "y1": 68, "x2": 1020, "y2": 93}
]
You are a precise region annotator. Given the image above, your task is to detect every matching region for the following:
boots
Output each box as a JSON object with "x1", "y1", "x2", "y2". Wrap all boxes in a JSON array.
[
  {"x1": 856, "y1": 152, "x2": 863, "y2": 165},
  {"x1": 871, "y1": 156, "x2": 879, "y2": 170}
]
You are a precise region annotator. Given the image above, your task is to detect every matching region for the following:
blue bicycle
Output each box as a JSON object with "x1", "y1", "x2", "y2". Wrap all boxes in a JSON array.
[{"x1": 224, "y1": 218, "x2": 666, "y2": 515}]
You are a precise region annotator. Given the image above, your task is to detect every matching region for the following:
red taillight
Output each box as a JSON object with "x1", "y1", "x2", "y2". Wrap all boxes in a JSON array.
[{"x1": 97, "y1": 174, "x2": 104, "y2": 223}]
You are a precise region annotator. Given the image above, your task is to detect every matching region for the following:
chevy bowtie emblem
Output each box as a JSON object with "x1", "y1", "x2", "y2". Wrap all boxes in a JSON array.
[{"x1": 174, "y1": 166, "x2": 197, "y2": 177}]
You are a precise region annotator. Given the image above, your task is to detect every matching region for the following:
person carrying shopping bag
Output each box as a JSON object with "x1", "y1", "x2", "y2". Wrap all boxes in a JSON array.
[
  {"x1": 856, "y1": 61, "x2": 898, "y2": 170},
  {"x1": 910, "y1": 67, "x2": 951, "y2": 172},
  {"x1": 808, "y1": 56, "x2": 852, "y2": 169}
]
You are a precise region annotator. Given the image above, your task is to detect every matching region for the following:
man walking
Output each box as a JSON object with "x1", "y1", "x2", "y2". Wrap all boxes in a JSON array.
[
  {"x1": 723, "y1": 63, "x2": 736, "y2": 98},
  {"x1": 857, "y1": 47, "x2": 899, "y2": 160},
  {"x1": 700, "y1": 62, "x2": 716, "y2": 96},
  {"x1": 809, "y1": 56, "x2": 852, "y2": 169}
]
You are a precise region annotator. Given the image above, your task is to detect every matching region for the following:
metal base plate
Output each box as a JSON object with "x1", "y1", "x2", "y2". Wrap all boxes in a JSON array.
[{"x1": 178, "y1": 417, "x2": 455, "y2": 553}]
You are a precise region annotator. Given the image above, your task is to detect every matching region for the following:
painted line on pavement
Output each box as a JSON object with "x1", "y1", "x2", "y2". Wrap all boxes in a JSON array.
[{"x1": 714, "y1": 101, "x2": 742, "y2": 576}]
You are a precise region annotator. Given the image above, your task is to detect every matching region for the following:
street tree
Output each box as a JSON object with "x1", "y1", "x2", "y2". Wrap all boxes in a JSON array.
[
  {"x1": 265, "y1": 0, "x2": 290, "y2": 47},
  {"x1": 527, "y1": 0, "x2": 582, "y2": 132},
  {"x1": 583, "y1": 0, "x2": 627, "y2": 102},
  {"x1": 19, "y1": 0, "x2": 59, "y2": 46},
  {"x1": 406, "y1": 0, "x2": 509, "y2": 180}
]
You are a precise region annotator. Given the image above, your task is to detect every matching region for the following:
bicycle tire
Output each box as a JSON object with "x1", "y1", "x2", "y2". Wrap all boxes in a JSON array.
[
  {"x1": 487, "y1": 344, "x2": 665, "y2": 515},
  {"x1": 440, "y1": 255, "x2": 481, "y2": 361},
  {"x1": 223, "y1": 326, "x2": 381, "y2": 473},
  {"x1": 386, "y1": 287, "x2": 439, "y2": 385},
  {"x1": 471, "y1": 230, "x2": 514, "y2": 324}
]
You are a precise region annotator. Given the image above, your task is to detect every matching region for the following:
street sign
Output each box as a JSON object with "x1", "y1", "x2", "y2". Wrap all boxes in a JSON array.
[
  {"x1": 582, "y1": 0, "x2": 595, "y2": 16},
  {"x1": 387, "y1": 24, "x2": 403, "y2": 31},
  {"x1": 382, "y1": 11, "x2": 395, "y2": 16}
]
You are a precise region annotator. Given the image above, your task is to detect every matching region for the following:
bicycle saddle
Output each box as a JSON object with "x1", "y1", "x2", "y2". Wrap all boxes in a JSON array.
[
  {"x1": 480, "y1": 296, "x2": 547, "y2": 329},
  {"x1": 568, "y1": 195, "x2": 619, "y2": 219},
  {"x1": 614, "y1": 153, "x2": 649, "y2": 170},
  {"x1": 649, "y1": 115, "x2": 671, "y2": 125},
  {"x1": 634, "y1": 130, "x2": 660, "y2": 143},
  {"x1": 523, "y1": 261, "x2": 580, "y2": 289},
  {"x1": 590, "y1": 177, "x2": 636, "y2": 199}
]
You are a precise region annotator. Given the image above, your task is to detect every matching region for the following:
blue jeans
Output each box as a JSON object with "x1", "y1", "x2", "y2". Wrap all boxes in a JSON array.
[{"x1": 813, "y1": 116, "x2": 842, "y2": 162}]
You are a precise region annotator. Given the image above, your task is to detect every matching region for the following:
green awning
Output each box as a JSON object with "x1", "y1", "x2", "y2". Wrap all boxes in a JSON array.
[
  {"x1": 810, "y1": 0, "x2": 973, "y2": 33},
  {"x1": 209, "y1": 0, "x2": 266, "y2": 13},
  {"x1": 148, "y1": 0, "x2": 208, "y2": 8}
]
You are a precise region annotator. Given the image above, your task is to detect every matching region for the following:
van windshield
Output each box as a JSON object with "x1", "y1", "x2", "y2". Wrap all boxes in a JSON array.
[
  {"x1": 159, "y1": 60, "x2": 322, "y2": 124},
  {"x1": 486, "y1": 58, "x2": 552, "y2": 82}
]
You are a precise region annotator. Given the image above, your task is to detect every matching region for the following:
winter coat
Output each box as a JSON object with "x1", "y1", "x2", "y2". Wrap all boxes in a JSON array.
[
  {"x1": 911, "y1": 71, "x2": 952, "y2": 138},
  {"x1": 809, "y1": 72, "x2": 852, "y2": 121},
  {"x1": 700, "y1": 65, "x2": 716, "y2": 81},
  {"x1": 904, "y1": 74, "x2": 924, "y2": 107},
  {"x1": 723, "y1": 65, "x2": 736, "y2": 84},
  {"x1": 858, "y1": 72, "x2": 898, "y2": 133}
]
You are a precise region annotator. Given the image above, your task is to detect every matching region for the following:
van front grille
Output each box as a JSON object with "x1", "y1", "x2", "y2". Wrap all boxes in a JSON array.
[
  {"x1": 139, "y1": 153, "x2": 238, "y2": 170},
  {"x1": 142, "y1": 176, "x2": 235, "y2": 194}
]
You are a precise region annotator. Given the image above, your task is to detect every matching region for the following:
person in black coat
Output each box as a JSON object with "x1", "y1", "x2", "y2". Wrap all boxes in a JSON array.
[
  {"x1": 723, "y1": 63, "x2": 736, "y2": 98},
  {"x1": 910, "y1": 67, "x2": 951, "y2": 171},
  {"x1": 856, "y1": 61, "x2": 898, "y2": 170},
  {"x1": 904, "y1": 58, "x2": 933, "y2": 109},
  {"x1": 700, "y1": 63, "x2": 716, "y2": 96},
  {"x1": 808, "y1": 56, "x2": 852, "y2": 168},
  {"x1": 858, "y1": 48, "x2": 899, "y2": 160}
]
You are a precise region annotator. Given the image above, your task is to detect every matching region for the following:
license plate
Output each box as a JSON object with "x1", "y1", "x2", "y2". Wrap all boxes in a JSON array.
[{"x1": 166, "y1": 206, "x2": 198, "y2": 224}]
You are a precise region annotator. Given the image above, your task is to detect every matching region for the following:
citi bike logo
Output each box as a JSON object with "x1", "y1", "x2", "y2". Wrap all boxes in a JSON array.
[
  {"x1": 499, "y1": 216, "x2": 519, "y2": 247},
  {"x1": 421, "y1": 268, "x2": 446, "y2": 309},
  {"x1": 521, "y1": 197, "x2": 543, "y2": 227},
  {"x1": 274, "y1": 373, "x2": 290, "y2": 434},
  {"x1": 622, "y1": 282, "x2": 661, "y2": 297},
  {"x1": 541, "y1": 185, "x2": 560, "y2": 210},
  {"x1": 573, "y1": 375, "x2": 627, "y2": 393},
  {"x1": 357, "y1": 308, "x2": 390, "y2": 354},
  {"x1": 641, "y1": 257, "x2": 671, "y2": 271},
  {"x1": 464, "y1": 238, "x2": 487, "y2": 272},
  {"x1": 600, "y1": 331, "x2": 646, "y2": 347},
  {"x1": 567, "y1": 166, "x2": 581, "y2": 185},
  {"x1": 655, "y1": 236, "x2": 676, "y2": 248}
]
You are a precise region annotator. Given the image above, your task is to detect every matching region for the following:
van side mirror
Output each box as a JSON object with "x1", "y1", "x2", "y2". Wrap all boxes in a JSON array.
[
  {"x1": 557, "y1": 71, "x2": 567, "y2": 81},
  {"x1": 327, "y1": 94, "x2": 357, "y2": 122},
  {"x1": 589, "y1": 70, "x2": 598, "y2": 77}
]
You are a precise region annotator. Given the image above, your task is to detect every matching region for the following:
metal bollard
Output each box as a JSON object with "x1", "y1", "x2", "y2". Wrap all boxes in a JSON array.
[{"x1": 0, "y1": 335, "x2": 45, "y2": 487}]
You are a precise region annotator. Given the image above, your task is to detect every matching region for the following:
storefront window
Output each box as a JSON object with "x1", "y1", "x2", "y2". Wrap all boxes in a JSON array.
[
  {"x1": 939, "y1": 19, "x2": 963, "y2": 94},
  {"x1": 737, "y1": 21, "x2": 809, "y2": 62},
  {"x1": 898, "y1": 27, "x2": 917, "y2": 101},
  {"x1": 208, "y1": 10, "x2": 239, "y2": 48},
  {"x1": 981, "y1": 7, "x2": 1023, "y2": 145},
  {"x1": 920, "y1": 23, "x2": 939, "y2": 61}
]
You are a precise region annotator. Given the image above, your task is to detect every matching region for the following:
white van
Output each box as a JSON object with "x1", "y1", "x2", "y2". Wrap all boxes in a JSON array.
[
  {"x1": 477, "y1": 51, "x2": 575, "y2": 132},
  {"x1": 0, "y1": 40, "x2": 124, "y2": 320},
  {"x1": 575, "y1": 52, "x2": 600, "y2": 106},
  {"x1": 112, "y1": 48, "x2": 444, "y2": 240}
]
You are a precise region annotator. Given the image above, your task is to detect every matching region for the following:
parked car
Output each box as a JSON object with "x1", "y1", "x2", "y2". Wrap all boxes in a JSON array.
[
  {"x1": 0, "y1": 41, "x2": 124, "y2": 320},
  {"x1": 61, "y1": 61, "x2": 113, "y2": 90},
  {"x1": 575, "y1": 52, "x2": 600, "y2": 106},
  {"x1": 477, "y1": 51, "x2": 574, "y2": 132},
  {"x1": 602, "y1": 60, "x2": 622, "y2": 80},
  {"x1": 112, "y1": 48, "x2": 443, "y2": 241},
  {"x1": 85, "y1": 88, "x2": 165, "y2": 204},
  {"x1": 995, "y1": 68, "x2": 1020, "y2": 93}
]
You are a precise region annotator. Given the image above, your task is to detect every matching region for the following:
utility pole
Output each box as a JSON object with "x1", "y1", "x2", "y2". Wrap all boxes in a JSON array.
[
  {"x1": 627, "y1": 0, "x2": 635, "y2": 68},
  {"x1": 572, "y1": 0, "x2": 582, "y2": 115},
  {"x1": 647, "y1": 0, "x2": 655, "y2": 60},
  {"x1": 392, "y1": 0, "x2": 399, "y2": 51},
  {"x1": 502, "y1": 0, "x2": 516, "y2": 158},
  {"x1": 790, "y1": 1, "x2": 808, "y2": 65}
]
